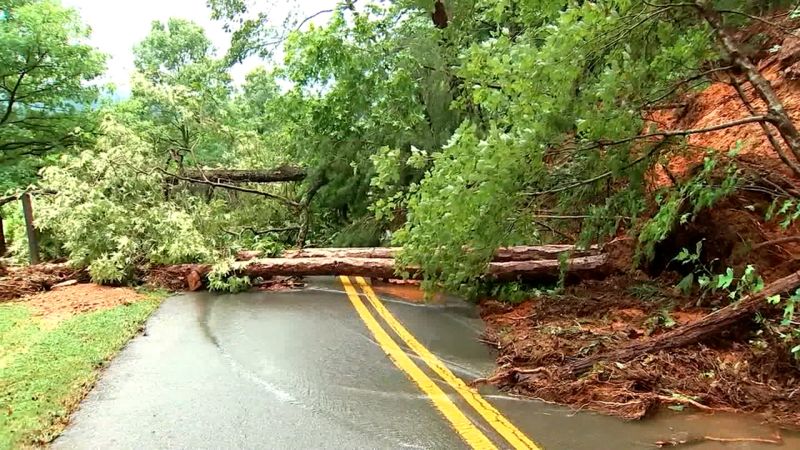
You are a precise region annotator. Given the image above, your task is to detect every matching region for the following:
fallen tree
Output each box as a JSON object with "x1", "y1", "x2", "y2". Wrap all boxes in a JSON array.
[
  {"x1": 158, "y1": 254, "x2": 610, "y2": 290},
  {"x1": 237, "y1": 244, "x2": 600, "y2": 261},
  {"x1": 562, "y1": 269, "x2": 800, "y2": 376},
  {"x1": 168, "y1": 166, "x2": 306, "y2": 184}
]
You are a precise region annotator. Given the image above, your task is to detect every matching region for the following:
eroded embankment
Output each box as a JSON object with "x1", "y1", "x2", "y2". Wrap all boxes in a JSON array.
[{"x1": 479, "y1": 275, "x2": 800, "y2": 428}]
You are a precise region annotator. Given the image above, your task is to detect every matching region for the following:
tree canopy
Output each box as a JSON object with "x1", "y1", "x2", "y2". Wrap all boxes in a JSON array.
[{"x1": 0, "y1": 0, "x2": 106, "y2": 191}]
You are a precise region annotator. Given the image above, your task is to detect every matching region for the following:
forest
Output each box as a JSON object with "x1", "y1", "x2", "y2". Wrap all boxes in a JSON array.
[{"x1": 3, "y1": 0, "x2": 800, "y2": 433}]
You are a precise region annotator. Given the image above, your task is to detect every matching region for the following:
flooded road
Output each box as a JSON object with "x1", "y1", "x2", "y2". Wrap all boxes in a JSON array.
[{"x1": 55, "y1": 277, "x2": 798, "y2": 449}]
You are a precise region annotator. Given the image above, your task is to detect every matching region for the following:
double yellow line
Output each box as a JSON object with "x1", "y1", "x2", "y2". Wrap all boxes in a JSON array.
[{"x1": 339, "y1": 276, "x2": 541, "y2": 450}]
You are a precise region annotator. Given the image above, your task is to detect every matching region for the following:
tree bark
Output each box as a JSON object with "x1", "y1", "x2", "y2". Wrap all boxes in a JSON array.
[
  {"x1": 169, "y1": 166, "x2": 306, "y2": 184},
  {"x1": 0, "y1": 215, "x2": 6, "y2": 256},
  {"x1": 272, "y1": 244, "x2": 601, "y2": 261},
  {"x1": 563, "y1": 269, "x2": 800, "y2": 376},
  {"x1": 21, "y1": 193, "x2": 39, "y2": 265}
]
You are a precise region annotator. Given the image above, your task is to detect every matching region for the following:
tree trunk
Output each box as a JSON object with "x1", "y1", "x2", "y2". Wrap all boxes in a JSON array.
[
  {"x1": 487, "y1": 255, "x2": 607, "y2": 279},
  {"x1": 169, "y1": 166, "x2": 306, "y2": 184},
  {"x1": 21, "y1": 193, "x2": 39, "y2": 265},
  {"x1": 165, "y1": 254, "x2": 609, "y2": 290},
  {"x1": 271, "y1": 244, "x2": 600, "y2": 261},
  {"x1": 563, "y1": 269, "x2": 800, "y2": 376},
  {"x1": 0, "y1": 215, "x2": 6, "y2": 256}
]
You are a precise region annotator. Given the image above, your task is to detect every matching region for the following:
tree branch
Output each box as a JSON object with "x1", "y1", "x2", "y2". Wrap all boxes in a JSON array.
[
  {"x1": 0, "y1": 72, "x2": 25, "y2": 125},
  {"x1": 751, "y1": 236, "x2": 800, "y2": 251},
  {"x1": 716, "y1": 9, "x2": 800, "y2": 39},
  {"x1": 585, "y1": 115, "x2": 770, "y2": 150},
  {"x1": 526, "y1": 139, "x2": 672, "y2": 196},
  {"x1": 158, "y1": 169, "x2": 301, "y2": 208}
]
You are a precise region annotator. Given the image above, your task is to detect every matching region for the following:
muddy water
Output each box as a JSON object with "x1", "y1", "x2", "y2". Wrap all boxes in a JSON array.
[{"x1": 55, "y1": 277, "x2": 799, "y2": 449}]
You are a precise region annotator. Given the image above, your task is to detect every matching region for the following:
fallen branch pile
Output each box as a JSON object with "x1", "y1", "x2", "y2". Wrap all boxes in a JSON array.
[{"x1": 562, "y1": 269, "x2": 800, "y2": 376}]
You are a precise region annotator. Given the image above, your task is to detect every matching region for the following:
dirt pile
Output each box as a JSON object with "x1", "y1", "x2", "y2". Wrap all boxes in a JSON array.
[
  {"x1": 479, "y1": 276, "x2": 800, "y2": 428},
  {"x1": 22, "y1": 283, "x2": 146, "y2": 319},
  {"x1": 0, "y1": 263, "x2": 87, "y2": 302}
]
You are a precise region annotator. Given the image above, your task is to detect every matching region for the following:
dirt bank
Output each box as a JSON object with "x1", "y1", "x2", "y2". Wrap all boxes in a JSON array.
[{"x1": 479, "y1": 275, "x2": 800, "y2": 428}]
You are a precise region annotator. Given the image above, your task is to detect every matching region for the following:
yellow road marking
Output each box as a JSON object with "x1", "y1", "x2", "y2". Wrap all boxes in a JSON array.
[
  {"x1": 354, "y1": 276, "x2": 542, "y2": 450},
  {"x1": 339, "y1": 276, "x2": 497, "y2": 450}
]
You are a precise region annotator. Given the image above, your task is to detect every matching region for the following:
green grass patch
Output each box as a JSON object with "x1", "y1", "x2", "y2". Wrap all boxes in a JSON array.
[{"x1": 0, "y1": 292, "x2": 165, "y2": 449}]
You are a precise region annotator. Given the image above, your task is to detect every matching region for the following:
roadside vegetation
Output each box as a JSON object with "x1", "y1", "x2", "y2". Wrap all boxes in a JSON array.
[
  {"x1": 0, "y1": 287, "x2": 165, "y2": 449},
  {"x1": 3, "y1": 0, "x2": 800, "y2": 429}
]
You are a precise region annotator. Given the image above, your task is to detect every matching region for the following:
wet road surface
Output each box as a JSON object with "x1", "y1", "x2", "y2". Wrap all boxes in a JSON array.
[{"x1": 55, "y1": 277, "x2": 798, "y2": 449}]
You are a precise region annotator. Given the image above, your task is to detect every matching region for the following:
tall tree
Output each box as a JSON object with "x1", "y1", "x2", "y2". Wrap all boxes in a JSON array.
[
  {"x1": 126, "y1": 18, "x2": 233, "y2": 168},
  {"x1": 0, "y1": 0, "x2": 105, "y2": 190}
]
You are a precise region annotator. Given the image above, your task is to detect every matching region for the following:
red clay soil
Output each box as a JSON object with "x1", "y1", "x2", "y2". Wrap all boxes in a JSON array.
[
  {"x1": 0, "y1": 263, "x2": 86, "y2": 302},
  {"x1": 371, "y1": 279, "x2": 444, "y2": 304},
  {"x1": 479, "y1": 276, "x2": 800, "y2": 428},
  {"x1": 648, "y1": 13, "x2": 800, "y2": 186},
  {"x1": 19, "y1": 283, "x2": 146, "y2": 318}
]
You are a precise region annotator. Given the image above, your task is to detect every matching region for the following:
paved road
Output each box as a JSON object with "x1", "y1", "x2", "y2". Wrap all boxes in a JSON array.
[{"x1": 55, "y1": 277, "x2": 794, "y2": 449}]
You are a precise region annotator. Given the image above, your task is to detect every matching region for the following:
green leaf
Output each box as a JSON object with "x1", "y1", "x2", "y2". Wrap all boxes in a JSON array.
[
  {"x1": 717, "y1": 268, "x2": 734, "y2": 290},
  {"x1": 677, "y1": 273, "x2": 694, "y2": 294}
]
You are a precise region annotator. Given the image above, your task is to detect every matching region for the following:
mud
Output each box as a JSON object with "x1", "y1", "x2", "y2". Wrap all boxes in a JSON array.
[{"x1": 479, "y1": 276, "x2": 800, "y2": 428}]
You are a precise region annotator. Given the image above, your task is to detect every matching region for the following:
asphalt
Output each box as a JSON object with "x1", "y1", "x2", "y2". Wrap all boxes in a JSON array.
[{"x1": 54, "y1": 277, "x2": 799, "y2": 449}]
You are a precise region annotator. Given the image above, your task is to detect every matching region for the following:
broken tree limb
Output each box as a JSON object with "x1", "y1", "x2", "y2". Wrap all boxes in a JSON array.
[
  {"x1": 563, "y1": 269, "x2": 800, "y2": 376},
  {"x1": 272, "y1": 244, "x2": 601, "y2": 262},
  {"x1": 169, "y1": 166, "x2": 306, "y2": 184},
  {"x1": 159, "y1": 168, "x2": 301, "y2": 208}
]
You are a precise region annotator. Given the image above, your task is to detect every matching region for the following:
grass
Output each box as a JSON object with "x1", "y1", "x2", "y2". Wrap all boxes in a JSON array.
[{"x1": 0, "y1": 291, "x2": 165, "y2": 449}]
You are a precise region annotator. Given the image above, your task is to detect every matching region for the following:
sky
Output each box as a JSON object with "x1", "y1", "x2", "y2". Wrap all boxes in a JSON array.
[{"x1": 62, "y1": 0, "x2": 336, "y2": 95}]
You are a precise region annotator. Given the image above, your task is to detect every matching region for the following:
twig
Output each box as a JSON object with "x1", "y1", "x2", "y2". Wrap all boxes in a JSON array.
[
  {"x1": 532, "y1": 214, "x2": 633, "y2": 220},
  {"x1": 655, "y1": 394, "x2": 715, "y2": 412},
  {"x1": 584, "y1": 115, "x2": 770, "y2": 149},
  {"x1": 643, "y1": 65, "x2": 734, "y2": 108},
  {"x1": 526, "y1": 138, "x2": 671, "y2": 196},
  {"x1": 0, "y1": 188, "x2": 57, "y2": 207},
  {"x1": 751, "y1": 236, "x2": 800, "y2": 251},
  {"x1": 527, "y1": 115, "x2": 771, "y2": 196},
  {"x1": 244, "y1": 226, "x2": 301, "y2": 236},
  {"x1": 716, "y1": 9, "x2": 800, "y2": 39},
  {"x1": 656, "y1": 433, "x2": 782, "y2": 448},
  {"x1": 703, "y1": 434, "x2": 782, "y2": 445},
  {"x1": 532, "y1": 220, "x2": 576, "y2": 241}
]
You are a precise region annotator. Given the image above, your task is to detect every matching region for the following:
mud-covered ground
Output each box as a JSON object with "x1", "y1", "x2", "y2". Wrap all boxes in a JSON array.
[{"x1": 479, "y1": 275, "x2": 800, "y2": 428}]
